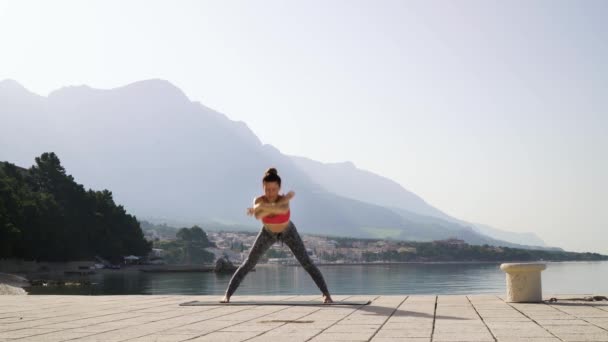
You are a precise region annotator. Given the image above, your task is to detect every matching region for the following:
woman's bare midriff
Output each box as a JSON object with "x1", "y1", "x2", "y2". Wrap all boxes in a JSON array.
[{"x1": 264, "y1": 222, "x2": 289, "y2": 233}]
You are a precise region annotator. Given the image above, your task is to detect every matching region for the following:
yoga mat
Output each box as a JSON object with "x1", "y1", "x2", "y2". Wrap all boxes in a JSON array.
[{"x1": 180, "y1": 300, "x2": 371, "y2": 306}]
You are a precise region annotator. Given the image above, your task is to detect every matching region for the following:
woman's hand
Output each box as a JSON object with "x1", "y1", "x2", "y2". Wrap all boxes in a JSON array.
[
  {"x1": 246, "y1": 207, "x2": 255, "y2": 216},
  {"x1": 276, "y1": 191, "x2": 295, "y2": 204}
]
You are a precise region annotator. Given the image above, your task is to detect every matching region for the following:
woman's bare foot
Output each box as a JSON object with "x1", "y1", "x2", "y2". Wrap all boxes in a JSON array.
[
  {"x1": 323, "y1": 294, "x2": 333, "y2": 304},
  {"x1": 220, "y1": 295, "x2": 230, "y2": 303}
]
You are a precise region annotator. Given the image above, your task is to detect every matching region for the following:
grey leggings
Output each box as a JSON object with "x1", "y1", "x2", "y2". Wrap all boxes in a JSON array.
[{"x1": 224, "y1": 221, "x2": 330, "y2": 298}]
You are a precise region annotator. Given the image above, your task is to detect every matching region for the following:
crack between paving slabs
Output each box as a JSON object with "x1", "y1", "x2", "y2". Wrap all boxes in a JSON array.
[
  {"x1": 0, "y1": 295, "x2": 175, "y2": 317},
  {"x1": 546, "y1": 302, "x2": 608, "y2": 333},
  {"x1": 466, "y1": 295, "x2": 497, "y2": 342},
  {"x1": 366, "y1": 295, "x2": 410, "y2": 342},
  {"x1": 591, "y1": 303, "x2": 608, "y2": 314},
  {"x1": 47, "y1": 297, "x2": 243, "y2": 342},
  {"x1": 430, "y1": 295, "x2": 438, "y2": 342},
  {"x1": 0, "y1": 296, "x2": 177, "y2": 326},
  {"x1": 118, "y1": 295, "x2": 305, "y2": 342},
  {"x1": 0, "y1": 296, "x2": 180, "y2": 335},
  {"x1": 240, "y1": 296, "x2": 337, "y2": 341},
  {"x1": 297, "y1": 295, "x2": 381, "y2": 342},
  {"x1": 499, "y1": 296, "x2": 564, "y2": 342}
]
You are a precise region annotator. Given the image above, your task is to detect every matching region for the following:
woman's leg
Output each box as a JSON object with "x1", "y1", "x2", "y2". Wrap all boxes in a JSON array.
[
  {"x1": 281, "y1": 222, "x2": 332, "y2": 302},
  {"x1": 222, "y1": 227, "x2": 277, "y2": 301}
]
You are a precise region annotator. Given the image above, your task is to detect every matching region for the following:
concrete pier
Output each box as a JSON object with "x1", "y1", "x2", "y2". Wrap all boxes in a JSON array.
[{"x1": 1, "y1": 295, "x2": 607, "y2": 341}]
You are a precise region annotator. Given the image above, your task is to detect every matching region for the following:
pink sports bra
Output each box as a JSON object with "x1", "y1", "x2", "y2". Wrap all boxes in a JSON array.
[{"x1": 262, "y1": 210, "x2": 291, "y2": 224}]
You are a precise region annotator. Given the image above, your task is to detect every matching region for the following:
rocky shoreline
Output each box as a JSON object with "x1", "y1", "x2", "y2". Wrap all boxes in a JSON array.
[
  {"x1": 0, "y1": 272, "x2": 29, "y2": 295},
  {"x1": 0, "y1": 258, "x2": 239, "y2": 296},
  {"x1": 0, "y1": 284, "x2": 27, "y2": 295}
]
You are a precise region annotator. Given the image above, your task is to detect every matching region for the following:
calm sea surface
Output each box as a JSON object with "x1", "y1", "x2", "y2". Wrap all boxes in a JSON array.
[{"x1": 26, "y1": 261, "x2": 608, "y2": 295}]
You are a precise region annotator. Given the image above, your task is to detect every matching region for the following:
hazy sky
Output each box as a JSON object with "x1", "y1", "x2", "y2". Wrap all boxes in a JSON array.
[{"x1": 1, "y1": 0, "x2": 607, "y2": 254}]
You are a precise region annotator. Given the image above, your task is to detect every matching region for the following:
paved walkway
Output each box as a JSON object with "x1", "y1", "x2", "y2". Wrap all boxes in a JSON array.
[{"x1": 1, "y1": 295, "x2": 608, "y2": 341}]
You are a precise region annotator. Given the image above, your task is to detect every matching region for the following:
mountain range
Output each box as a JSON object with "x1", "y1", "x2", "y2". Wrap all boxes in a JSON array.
[{"x1": 0, "y1": 78, "x2": 554, "y2": 250}]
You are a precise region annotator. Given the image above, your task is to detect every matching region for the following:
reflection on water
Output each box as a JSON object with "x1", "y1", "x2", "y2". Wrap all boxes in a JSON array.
[{"x1": 26, "y1": 261, "x2": 608, "y2": 295}]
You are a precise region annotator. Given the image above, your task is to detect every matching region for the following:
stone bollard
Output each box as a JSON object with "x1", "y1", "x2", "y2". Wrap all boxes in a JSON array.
[{"x1": 500, "y1": 263, "x2": 546, "y2": 303}]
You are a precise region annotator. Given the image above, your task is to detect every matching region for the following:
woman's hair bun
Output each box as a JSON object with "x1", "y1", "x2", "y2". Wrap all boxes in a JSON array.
[
  {"x1": 265, "y1": 167, "x2": 278, "y2": 176},
  {"x1": 262, "y1": 167, "x2": 281, "y2": 185}
]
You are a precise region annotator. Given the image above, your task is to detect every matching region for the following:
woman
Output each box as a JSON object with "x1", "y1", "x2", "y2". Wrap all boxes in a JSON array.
[{"x1": 221, "y1": 168, "x2": 333, "y2": 303}]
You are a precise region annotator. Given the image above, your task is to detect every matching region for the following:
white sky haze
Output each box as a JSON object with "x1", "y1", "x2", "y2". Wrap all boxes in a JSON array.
[{"x1": 1, "y1": 0, "x2": 607, "y2": 253}]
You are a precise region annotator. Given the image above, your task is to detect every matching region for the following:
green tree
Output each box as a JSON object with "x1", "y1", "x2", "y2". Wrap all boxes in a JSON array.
[
  {"x1": 176, "y1": 228, "x2": 192, "y2": 241},
  {"x1": 0, "y1": 153, "x2": 151, "y2": 262}
]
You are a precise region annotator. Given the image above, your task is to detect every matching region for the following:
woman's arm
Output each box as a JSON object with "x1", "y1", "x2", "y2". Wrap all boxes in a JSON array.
[
  {"x1": 277, "y1": 191, "x2": 295, "y2": 204},
  {"x1": 254, "y1": 203, "x2": 288, "y2": 219},
  {"x1": 247, "y1": 192, "x2": 295, "y2": 219},
  {"x1": 253, "y1": 197, "x2": 289, "y2": 218}
]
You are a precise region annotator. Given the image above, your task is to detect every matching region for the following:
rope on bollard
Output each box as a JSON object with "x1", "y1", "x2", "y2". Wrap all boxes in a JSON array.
[{"x1": 546, "y1": 295, "x2": 608, "y2": 303}]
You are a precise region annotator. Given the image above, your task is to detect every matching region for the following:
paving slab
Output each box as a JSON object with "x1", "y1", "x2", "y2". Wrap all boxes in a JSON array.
[{"x1": 2, "y1": 295, "x2": 608, "y2": 341}]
